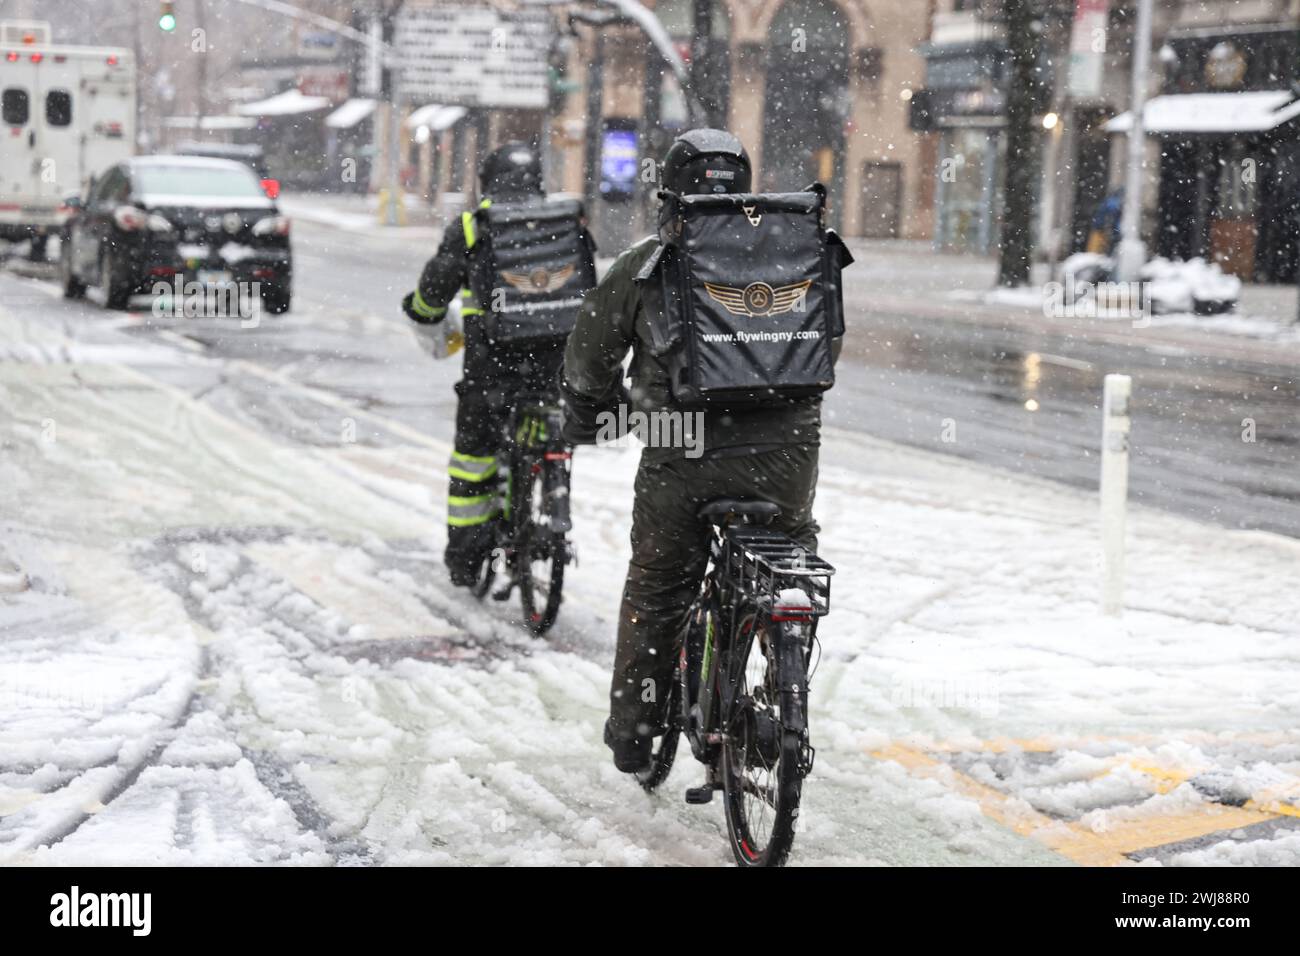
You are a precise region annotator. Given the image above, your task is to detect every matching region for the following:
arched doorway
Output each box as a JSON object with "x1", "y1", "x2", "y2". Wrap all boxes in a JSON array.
[{"x1": 763, "y1": 0, "x2": 850, "y2": 226}]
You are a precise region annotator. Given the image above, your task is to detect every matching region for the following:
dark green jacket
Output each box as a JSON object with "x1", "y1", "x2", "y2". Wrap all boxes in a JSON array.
[{"x1": 562, "y1": 236, "x2": 825, "y2": 464}]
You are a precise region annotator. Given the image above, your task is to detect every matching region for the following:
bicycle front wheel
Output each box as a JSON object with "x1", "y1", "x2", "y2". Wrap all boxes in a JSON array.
[
  {"x1": 720, "y1": 616, "x2": 805, "y2": 867},
  {"x1": 636, "y1": 667, "x2": 682, "y2": 793},
  {"x1": 516, "y1": 460, "x2": 565, "y2": 634}
]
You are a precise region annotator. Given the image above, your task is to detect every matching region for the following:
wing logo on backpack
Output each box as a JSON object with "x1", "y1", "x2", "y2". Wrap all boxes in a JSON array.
[
  {"x1": 500, "y1": 263, "x2": 577, "y2": 295},
  {"x1": 704, "y1": 279, "x2": 812, "y2": 318}
]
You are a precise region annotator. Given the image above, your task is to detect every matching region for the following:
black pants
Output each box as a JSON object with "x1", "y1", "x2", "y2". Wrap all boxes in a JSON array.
[
  {"x1": 444, "y1": 343, "x2": 564, "y2": 578},
  {"x1": 609, "y1": 445, "x2": 820, "y2": 737}
]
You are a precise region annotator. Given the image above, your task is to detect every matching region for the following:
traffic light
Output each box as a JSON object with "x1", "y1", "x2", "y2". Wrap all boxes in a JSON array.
[{"x1": 158, "y1": 2, "x2": 177, "y2": 32}]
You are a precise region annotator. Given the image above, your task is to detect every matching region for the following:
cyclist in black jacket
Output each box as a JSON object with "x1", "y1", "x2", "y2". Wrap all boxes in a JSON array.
[{"x1": 402, "y1": 143, "x2": 566, "y2": 586}]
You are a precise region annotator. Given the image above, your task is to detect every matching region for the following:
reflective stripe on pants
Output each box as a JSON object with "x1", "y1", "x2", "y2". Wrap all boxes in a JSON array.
[
  {"x1": 448, "y1": 450, "x2": 497, "y2": 483},
  {"x1": 447, "y1": 493, "x2": 498, "y2": 527}
]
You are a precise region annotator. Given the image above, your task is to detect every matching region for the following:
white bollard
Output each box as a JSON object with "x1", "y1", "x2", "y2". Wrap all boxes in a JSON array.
[{"x1": 1100, "y1": 374, "x2": 1132, "y2": 616}]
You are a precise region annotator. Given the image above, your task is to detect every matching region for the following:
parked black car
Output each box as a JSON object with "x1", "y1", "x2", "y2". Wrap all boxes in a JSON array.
[{"x1": 60, "y1": 155, "x2": 292, "y2": 313}]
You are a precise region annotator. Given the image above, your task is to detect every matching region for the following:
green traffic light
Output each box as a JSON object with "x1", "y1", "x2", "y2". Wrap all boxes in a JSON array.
[{"x1": 158, "y1": 13, "x2": 176, "y2": 31}]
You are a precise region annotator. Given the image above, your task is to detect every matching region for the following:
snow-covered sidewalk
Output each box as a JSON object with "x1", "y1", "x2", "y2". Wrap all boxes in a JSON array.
[
  {"x1": 278, "y1": 192, "x2": 440, "y2": 242},
  {"x1": 848, "y1": 239, "x2": 1300, "y2": 358},
  {"x1": 1, "y1": 298, "x2": 1298, "y2": 865}
]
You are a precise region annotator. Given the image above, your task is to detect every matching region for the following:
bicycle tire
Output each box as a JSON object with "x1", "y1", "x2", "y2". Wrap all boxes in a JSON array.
[
  {"x1": 519, "y1": 532, "x2": 564, "y2": 634},
  {"x1": 517, "y1": 459, "x2": 565, "y2": 635},
  {"x1": 469, "y1": 550, "x2": 496, "y2": 600},
  {"x1": 636, "y1": 670, "x2": 682, "y2": 792},
  {"x1": 720, "y1": 618, "x2": 805, "y2": 867}
]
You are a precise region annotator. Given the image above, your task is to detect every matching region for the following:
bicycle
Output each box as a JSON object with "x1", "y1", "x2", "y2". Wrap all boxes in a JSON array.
[
  {"x1": 636, "y1": 498, "x2": 834, "y2": 867},
  {"x1": 469, "y1": 391, "x2": 573, "y2": 635}
]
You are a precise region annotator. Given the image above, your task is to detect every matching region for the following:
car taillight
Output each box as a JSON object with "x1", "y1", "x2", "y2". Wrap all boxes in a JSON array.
[
  {"x1": 260, "y1": 178, "x2": 280, "y2": 199},
  {"x1": 113, "y1": 207, "x2": 147, "y2": 231},
  {"x1": 106, "y1": 55, "x2": 119, "y2": 66},
  {"x1": 252, "y1": 215, "x2": 290, "y2": 238},
  {"x1": 4, "y1": 52, "x2": 18, "y2": 63},
  {"x1": 29, "y1": 53, "x2": 42, "y2": 63}
]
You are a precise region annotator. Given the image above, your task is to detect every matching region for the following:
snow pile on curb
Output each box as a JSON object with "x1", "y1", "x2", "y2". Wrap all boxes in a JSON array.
[
  {"x1": 1060, "y1": 253, "x2": 1241, "y2": 315},
  {"x1": 1141, "y1": 256, "x2": 1241, "y2": 315}
]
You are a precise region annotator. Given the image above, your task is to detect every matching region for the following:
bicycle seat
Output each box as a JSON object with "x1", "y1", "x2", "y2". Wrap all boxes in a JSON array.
[{"x1": 696, "y1": 498, "x2": 782, "y2": 526}]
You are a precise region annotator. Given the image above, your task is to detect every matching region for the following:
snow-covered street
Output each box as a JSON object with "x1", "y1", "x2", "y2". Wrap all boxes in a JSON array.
[{"x1": 3, "y1": 239, "x2": 1298, "y2": 866}]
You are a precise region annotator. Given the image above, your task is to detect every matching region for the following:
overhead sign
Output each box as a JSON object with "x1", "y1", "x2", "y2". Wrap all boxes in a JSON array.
[{"x1": 395, "y1": 5, "x2": 551, "y2": 109}]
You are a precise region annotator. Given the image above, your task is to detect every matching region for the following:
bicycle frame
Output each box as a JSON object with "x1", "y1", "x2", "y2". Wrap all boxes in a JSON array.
[
  {"x1": 502, "y1": 394, "x2": 572, "y2": 538},
  {"x1": 471, "y1": 389, "x2": 574, "y2": 634}
]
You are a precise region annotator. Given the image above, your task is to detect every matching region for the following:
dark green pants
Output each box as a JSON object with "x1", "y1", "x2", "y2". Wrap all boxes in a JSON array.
[{"x1": 609, "y1": 445, "x2": 820, "y2": 738}]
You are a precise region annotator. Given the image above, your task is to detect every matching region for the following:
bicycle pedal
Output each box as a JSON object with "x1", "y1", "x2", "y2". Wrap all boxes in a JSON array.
[{"x1": 686, "y1": 785, "x2": 717, "y2": 806}]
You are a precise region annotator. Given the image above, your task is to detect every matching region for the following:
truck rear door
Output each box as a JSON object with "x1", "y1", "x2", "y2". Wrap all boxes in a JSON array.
[
  {"x1": 0, "y1": 53, "x2": 37, "y2": 225},
  {"x1": 77, "y1": 52, "x2": 134, "y2": 192},
  {"x1": 33, "y1": 53, "x2": 78, "y2": 207}
]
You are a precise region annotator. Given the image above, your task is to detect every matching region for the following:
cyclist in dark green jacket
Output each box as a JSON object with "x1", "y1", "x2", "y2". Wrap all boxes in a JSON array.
[{"x1": 559, "y1": 129, "x2": 829, "y2": 773}]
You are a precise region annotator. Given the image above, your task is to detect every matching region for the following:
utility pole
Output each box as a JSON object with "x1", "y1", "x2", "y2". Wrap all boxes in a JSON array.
[
  {"x1": 997, "y1": 0, "x2": 1045, "y2": 288},
  {"x1": 132, "y1": 0, "x2": 144, "y2": 149},
  {"x1": 1115, "y1": 0, "x2": 1153, "y2": 281},
  {"x1": 195, "y1": 0, "x2": 209, "y2": 134},
  {"x1": 379, "y1": 0, "x2": 406, "y2": 226},
  {"x1": 582, "y1": 22, "x2": 609, "y2": 211},
  {"x1": 692, "y1": 0, "x2": 717, "y2": 127}
]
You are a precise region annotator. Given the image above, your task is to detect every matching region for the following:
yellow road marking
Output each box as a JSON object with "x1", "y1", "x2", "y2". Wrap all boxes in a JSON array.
[
  {"x1": 871, "y1": 743, "x2": 1131, "y2": 864},
  {"x1": 927, "y1": 731, "x2": 1295, "y2": 755},
  {"x1": 1051, "y1": 806, "x2": 1270, "y2": 864},
  {"x1": 870, "y1": 742, "x2": 1287, "y2": 866}
]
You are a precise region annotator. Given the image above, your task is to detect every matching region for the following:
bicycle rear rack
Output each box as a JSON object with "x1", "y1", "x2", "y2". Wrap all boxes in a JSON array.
[{"x1": 719, "y1": 526, "x2": 834, "y2": 619}]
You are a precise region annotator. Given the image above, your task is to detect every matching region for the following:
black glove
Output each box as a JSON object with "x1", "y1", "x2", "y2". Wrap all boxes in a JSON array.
[
  {"x1": 557, "y1": 371, "x2": 629, "y2": 446},
  {"x1": 402, "y1": 291, "x2": 443, "y2": 324}
]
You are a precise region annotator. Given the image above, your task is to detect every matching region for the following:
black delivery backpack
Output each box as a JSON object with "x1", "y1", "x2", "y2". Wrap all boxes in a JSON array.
[
  {"x1": 636, "y1": 184, "x2": 853, "y2": 407},
  {"x1": 466, "y1": 197, "x2": 597, "y2": 347}
]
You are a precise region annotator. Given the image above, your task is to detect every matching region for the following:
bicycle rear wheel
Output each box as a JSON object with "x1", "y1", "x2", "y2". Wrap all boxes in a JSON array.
[{"x1": 720, "y1": 617, "x2": 804, "y2": 867}]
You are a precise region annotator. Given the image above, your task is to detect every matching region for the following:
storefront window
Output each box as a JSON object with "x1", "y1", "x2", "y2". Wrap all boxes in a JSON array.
[
  {"x1": 1216, "y1": 146, "x2": 1257, "y2": 219},
  {"x1": 937, "y1": 127, "x2": 998, "y2": 253}
]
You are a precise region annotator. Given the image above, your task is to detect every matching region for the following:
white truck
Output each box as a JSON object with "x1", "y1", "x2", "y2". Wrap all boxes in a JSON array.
[{"x1": 0, "y1": 20, "x2": 135, "y2": 259}]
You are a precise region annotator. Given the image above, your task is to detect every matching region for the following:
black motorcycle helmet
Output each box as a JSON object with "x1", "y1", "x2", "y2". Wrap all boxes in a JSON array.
[
  {"x1": 479, "y1": 141, "x2": 544, "y2": 198},
  {"x1": 660, "y1": 128, "x2": 752, "y2": 196}
]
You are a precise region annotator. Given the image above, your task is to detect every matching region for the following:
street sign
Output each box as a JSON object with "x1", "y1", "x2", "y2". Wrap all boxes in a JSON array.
[
  {"x1": 394, "y1": 5, "x2": 551, "y2": 109},
  {"x1": 361, "y1": 18, "x2": 382, "y2": 98},
  {"x1": 1068, "y1": 0, "x2": 1109, "y2": 98}
]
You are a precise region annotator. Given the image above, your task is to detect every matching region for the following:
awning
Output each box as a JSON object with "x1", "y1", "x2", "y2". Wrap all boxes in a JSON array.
[
  {"x1": 162, "y1": 115, "x2": 257, "y2": 131},
  {"x1": 325, "y1": 98, "x2": 377, "y2": 129},
  {"x1": 1105, "y1": 91, "x2": 1299, "y2": 134},
  {"x1": 405, "y1": 104, "x2": 468, "y2": 132},
  {"x1": 237, "y1": 89, "x2": 332, "y2": 117}
]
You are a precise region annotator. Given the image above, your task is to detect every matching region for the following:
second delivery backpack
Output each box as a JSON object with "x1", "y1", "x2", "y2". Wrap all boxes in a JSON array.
[{"x1": 464, "y1": 197, "x2": 598, "y2": 347}]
